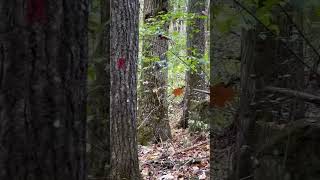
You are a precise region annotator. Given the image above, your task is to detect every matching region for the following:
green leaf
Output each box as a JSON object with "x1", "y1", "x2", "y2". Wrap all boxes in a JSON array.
[
  {"x1": 268, "y1": 24, "x2": 280, "y2": 35},
  {"x1": 88, "y1": 65, "x2": 96, "y2": 81},
  {"x1": 212, "y1": 4, "x2": 241, "y2": 34},
  {"x1": 316, "y1": 6, "x2": 320, "y2": 17},
  {"x1": 256, "y1": 9, "x2": 272, "y2": 26}
]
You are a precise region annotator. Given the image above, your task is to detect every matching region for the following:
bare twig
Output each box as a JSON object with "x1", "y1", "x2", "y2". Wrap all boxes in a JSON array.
[
  {"x1": 240, "y1": 175, "x2": 253, "y2": 180},
  {"x1": 138, "y1": 106, "x2": 160, "y2": 130},
  {"x1": 193, "y1": 88, "x2": 210, "y2": 94},
  {"x1": 179, "y1": 156, "x2": 209, "y2": 169},
  {"x1": 172, "y1": 140, "x2": 209, "y2": 156},
  {"x1": 263, "y1": 86, "x2": 320, "y2": 104}
]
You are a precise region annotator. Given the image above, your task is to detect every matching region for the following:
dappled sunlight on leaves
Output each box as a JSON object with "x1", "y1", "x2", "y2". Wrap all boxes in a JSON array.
[{"x1": 138, "y1": 124, "x2": 209, "y2": 179}]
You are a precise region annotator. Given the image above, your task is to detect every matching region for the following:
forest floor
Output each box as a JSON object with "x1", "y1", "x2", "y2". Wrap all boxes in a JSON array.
[{"x1": 138, "y1": 106, "x2": 210, "y2": 180}]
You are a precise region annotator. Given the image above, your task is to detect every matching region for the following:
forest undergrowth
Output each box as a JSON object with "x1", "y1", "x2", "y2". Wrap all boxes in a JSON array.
[{"x1": 138, "y1": 103, "x2": 210, "y2": 179}]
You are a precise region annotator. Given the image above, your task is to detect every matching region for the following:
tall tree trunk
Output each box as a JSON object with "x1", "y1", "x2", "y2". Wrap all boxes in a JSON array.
[
  {"x1": 209, "y1": 0, "x2": 214, "y2": 177},
  {"x1": 179, "y1": 0, "x2": 207, "y2": 129},
  {"x1": 87, "y1": 0, "x2": 110, "y2": 178},
  {"x1": 139, "y1": 0, "x2": 172, "y2": 144},
  {"x1": 110, "y1": 0, "x2": 141, "y2": 179},
  {"x1": 209, "y1": 1, "x2": 219, "y2": 179},
  {"x1": 0, "y1": 0, "x2": 88, "y2": 180}
]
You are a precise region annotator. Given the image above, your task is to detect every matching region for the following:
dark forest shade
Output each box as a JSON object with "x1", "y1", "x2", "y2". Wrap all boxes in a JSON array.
[
  {"x1": 87, "y1": 0, "x2": 111, "y2": 178},
  {"x1": 0, "y1": 0, "x2": 88, "y2": 180},
  {"x1": 234, "y1": 5, "x2": 305, "y2": 180}
]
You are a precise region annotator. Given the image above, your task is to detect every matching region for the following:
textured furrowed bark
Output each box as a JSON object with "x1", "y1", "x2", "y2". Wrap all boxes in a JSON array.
[
  {"x1": 110, "y1": 0, "x2": 141, "y2": 179},
  {"x1": 0, "y1": 0, "x2": 88, "y2": 180},
  {"x1": 180, "y1": 0, "x2": 207, "y2": 129}
]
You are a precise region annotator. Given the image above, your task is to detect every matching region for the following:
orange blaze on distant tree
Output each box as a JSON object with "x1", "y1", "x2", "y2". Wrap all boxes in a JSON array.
[
  {"x1": 210, "y1": 82, "x2": 236, "y2": 107},
  {"x1": 172, "y1": 87, "x2": 184, "y2": 97}
]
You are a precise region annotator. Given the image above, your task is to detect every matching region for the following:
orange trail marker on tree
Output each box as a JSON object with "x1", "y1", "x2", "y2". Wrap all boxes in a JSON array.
[
  {"x1": 210, "y1": 82, "x2": 236, "y2": 108},
  {"x1": 172, "y1": 87, "x2": 184, "y2": 97}
]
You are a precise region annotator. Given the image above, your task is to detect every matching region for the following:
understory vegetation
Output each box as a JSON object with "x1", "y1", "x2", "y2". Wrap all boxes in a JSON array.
[{"x1": 2, "y1": 0, "x2": 320, "y2": 179}]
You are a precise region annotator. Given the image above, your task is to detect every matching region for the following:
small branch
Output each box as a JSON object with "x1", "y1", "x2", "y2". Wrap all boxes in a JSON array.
[
  {"x1": 263, "y1": 86, "x2": 320, "y2": 104},
  {"x1": 159, "y1": 140, "x2": 209, "y2": 159},
  {"x1": 193, "y1": 88, "x2": 210, "y2": 94},
  {"x1": 138, "y1": 106, "x2": 159, "y2": 130},
  {"x1": 240, "y1": 175, "x2": 253, "y2": 180},
  {"x1": 179, "y1": 156, "x2": 209, "y2": 169},
  {"x1": 172, "y1": 140, "x2": 209, "y2": 156}
]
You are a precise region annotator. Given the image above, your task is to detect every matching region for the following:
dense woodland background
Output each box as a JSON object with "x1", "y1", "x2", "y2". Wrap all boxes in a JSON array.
[{"x1": 1, "y1": 0, "x2": 320, "y2": 179}]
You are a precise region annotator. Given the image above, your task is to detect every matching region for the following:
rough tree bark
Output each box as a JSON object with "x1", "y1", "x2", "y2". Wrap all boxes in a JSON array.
[
  {"x1": 179, "y1": 0, "x2": 207, "y2": 129},
  {"x1": 139, "y1": 0, "x2": 172, "y2": 144},
  {"x1": 110, "y1": 0, "x2": 141, "y2": 179},
  {"x1": 209, "y1": 0, "x2": 215, "y2": 177},
  {"x1": 0, "y1": 0, "x2": 88, "y2": 180}
]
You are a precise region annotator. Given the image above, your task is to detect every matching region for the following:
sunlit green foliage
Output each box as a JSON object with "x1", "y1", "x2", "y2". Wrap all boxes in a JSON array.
[
  {"x1": 211, "y1": 0, "x2": 320, "y2": 37},
  {"x1": 138, "y1": 1, "x2": 209, "y2": 93}
]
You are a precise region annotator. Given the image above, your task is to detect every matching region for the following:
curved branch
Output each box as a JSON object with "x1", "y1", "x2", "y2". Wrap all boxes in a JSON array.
[{"x1": 263, "y1": 86, "x2": 320, "y2": 104}]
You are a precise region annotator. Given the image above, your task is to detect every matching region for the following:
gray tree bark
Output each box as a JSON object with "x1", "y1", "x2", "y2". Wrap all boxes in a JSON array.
[
  {"x1": 138, "y1": 0, "x2": 172, "y2": 144},
  {"x1": 0, "y1": 0, "x2": 88, "y2": 180},
  {"x1": 179, "y1": 0, "x2": 207, "y2": 129},
  {"x1": 110, "y1": 0, "x2": 141, "y2": 179}
]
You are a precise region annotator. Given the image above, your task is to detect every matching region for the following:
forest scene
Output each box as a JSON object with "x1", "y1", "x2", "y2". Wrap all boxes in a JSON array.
[{"x1": 1, "y1": 0, "x2": 320, "y2": 179}]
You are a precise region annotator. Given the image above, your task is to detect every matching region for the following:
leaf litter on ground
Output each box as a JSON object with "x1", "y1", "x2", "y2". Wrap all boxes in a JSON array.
[{"x1": 138, "y1": 127, "x2": 210, "y2": 180}]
